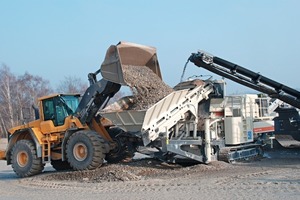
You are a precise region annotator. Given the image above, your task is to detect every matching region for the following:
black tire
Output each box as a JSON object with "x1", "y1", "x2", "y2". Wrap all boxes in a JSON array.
[
  {"x1": 105, "y1": 127, "x2": 134, "y2": 163},
  {"x1": 66, "y1": 130, "x2": 106, "y2": 170},
  {"x1": 11, "y1": 140, "x2": 44, "y2": 177},
  {"x1": 51, "y1": 159, "x2": 72, "y2": 171}
]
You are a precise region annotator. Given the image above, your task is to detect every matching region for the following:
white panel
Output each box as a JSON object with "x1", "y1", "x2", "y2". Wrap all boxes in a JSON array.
[{"x1": 225, "y1": 117, "x2": 244, "y2": 145}]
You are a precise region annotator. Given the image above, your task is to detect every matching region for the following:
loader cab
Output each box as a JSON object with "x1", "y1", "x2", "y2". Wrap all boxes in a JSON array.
[{"x1": 41, "y1": 94, "x2": 80, "y2": 126}]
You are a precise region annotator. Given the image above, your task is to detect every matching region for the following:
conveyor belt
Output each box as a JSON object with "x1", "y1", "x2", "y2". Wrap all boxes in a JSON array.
[{"x1": 189, "y1": 51, "x2": 300, "y2": 109}]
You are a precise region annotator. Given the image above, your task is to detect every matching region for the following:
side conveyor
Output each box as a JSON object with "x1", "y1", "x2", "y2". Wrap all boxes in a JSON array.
[{"x1": 189, "y1": 51, "x2": 300, "y2": 109}]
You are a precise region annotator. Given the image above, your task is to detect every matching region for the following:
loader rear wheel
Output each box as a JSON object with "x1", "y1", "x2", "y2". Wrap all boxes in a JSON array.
[
  {"x1": 66, "y1": 130, "x2": 106, "y2": 171},
  {"x1": 11, "y1": 140, "x2": 44, "y2": 177},
  {"x1": 105, "y1": 127, "x2": 134, "y2": 163},
  {"x1": 51, "y1": 159, "x2": 72, "y2": 171}
]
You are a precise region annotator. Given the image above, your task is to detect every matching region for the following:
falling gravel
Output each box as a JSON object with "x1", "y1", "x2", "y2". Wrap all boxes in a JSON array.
[{"x1": 122, "y1": 65, "x2": 174, "y2": 110}]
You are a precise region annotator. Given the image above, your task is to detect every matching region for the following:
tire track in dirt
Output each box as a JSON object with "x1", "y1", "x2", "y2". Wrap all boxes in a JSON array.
[{"x1": 3, "y1": 149, "x2": 300, "y2": 200}]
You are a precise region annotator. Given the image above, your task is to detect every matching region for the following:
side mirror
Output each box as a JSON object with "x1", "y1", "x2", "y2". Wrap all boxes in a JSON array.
[
  {"x1": 22, "y1": 107, "x2": 31, "y2": 124},
  {"x1": 32, "y1": 105, "x2": 40, "y2": 120}
]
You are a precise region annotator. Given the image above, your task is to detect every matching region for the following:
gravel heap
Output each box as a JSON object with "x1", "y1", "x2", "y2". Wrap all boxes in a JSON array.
[
  {"x1": 122, "y1": 65, "x2": 174, "y2": 110},
  {"x1": 40, "y1": 159, "x2": 231, "y2": 183}
]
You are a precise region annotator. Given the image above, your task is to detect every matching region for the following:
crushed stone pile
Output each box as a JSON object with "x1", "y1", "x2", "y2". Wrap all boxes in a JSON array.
[
  {"x1": 122, "y1": 65, "x2": 174, "y2": 110},
  {"x1": 40, "y1": 159, "x2": 231, "y2": 183}
]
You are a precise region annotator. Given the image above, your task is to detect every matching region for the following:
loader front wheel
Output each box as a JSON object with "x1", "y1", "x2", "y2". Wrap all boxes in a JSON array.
[
  {"x1": 66, "y1": 130, "x2": 106, "y2": 171},
  {"x1": 11, "y1": 140, "x2": 44, "y2": 177}
]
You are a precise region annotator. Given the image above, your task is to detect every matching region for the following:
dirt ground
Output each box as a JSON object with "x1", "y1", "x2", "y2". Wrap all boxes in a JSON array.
[{"x1": 0, "y1": 139, "x2": 300, "y2": 200}]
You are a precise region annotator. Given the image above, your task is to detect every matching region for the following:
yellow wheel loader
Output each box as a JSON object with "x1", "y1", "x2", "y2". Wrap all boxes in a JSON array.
[{"x1": 0, "y1": 42, "x2": 161, "y2": 177}]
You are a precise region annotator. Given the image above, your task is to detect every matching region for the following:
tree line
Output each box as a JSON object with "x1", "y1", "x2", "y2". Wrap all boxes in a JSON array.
[{"x1": 0, "y1": 64, "x2": 88, "y2": 138}]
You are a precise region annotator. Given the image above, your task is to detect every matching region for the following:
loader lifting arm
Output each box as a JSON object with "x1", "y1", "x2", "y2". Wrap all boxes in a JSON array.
[
  {"x1": 188, "y1": 51, "x2": 300, "y2": 109},
  {"x1": 75, "y1": 70, "x2": 121, "y2": 125}
]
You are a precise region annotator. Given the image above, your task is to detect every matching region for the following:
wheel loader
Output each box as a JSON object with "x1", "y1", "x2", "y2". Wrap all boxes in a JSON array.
[{"x1": 0, "y1": 42, "x2": 161, "y2": 177}]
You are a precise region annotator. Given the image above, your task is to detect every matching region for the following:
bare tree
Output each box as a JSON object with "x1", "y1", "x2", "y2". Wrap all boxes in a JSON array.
[
  {"x1": 17, "y1": 72, "x2": 53, "y2": 122},
  {"x1": 56, "y1": 76, "x2": 88, "y2": 94},
  {"x1": 0, "y1": 65, "x2": 53, "y2": 137},
  {"x1": 0, "y1": 65, "x2": 17, "y2": 136}
]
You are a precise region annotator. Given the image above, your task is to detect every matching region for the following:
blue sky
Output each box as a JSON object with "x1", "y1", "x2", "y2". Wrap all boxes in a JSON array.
[{"x1": 1, "y1": 1, "x2": 300, "y2": 94}]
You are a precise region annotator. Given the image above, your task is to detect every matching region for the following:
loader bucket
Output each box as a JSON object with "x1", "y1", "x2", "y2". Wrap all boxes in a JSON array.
[{"x1": 100, "y1": 41, "x2": 162, "y2": 85}]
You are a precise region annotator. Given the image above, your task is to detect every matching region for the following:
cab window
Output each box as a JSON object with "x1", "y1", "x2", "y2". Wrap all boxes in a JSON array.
[
  {"x1": 42, "y1": 95, "x2": 79, "y2": 126},
  {"x1": 43, "y1": 99, "x2": 55, "y2": 121}
]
